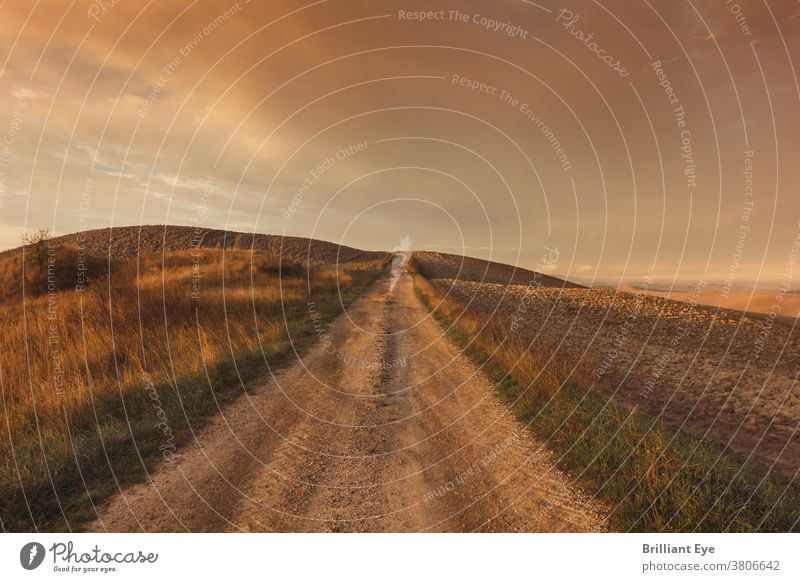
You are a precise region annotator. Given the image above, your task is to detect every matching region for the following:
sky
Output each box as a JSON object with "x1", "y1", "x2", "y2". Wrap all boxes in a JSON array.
[{"x1": 0, "y1": 0, "x2": 799, "y2": 287}]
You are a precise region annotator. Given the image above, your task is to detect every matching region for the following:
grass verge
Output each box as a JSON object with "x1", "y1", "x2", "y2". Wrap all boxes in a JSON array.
[
  {"x1": 414, "y1": 274, "x2": 800, "y2": 532},
  {"x1": 1, "y1": 247, "x2": 384, "y2": 531}
]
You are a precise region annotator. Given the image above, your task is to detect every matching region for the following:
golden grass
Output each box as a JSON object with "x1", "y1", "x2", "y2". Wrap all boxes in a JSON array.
[
  {"x1": 0, "y1": 245, "x2": 379, "y2": 530},
  {"x1": 1, "y1": 249, "x2": 323, "y2": 435}
]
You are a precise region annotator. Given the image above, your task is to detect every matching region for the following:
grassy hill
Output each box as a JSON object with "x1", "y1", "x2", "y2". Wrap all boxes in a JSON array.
[{"x1": 0, "y1": 238, "x2": 386, "y2": 531}]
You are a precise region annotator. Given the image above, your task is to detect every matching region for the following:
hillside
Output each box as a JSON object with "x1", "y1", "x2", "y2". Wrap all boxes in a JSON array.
[
  {"x1": 0, "y1": 243, "x2": 383, "y2": 531},
  {"x1": 412, "y1": 251, "x2": 584, "y2": 288},
  {"x1": 434, "y1": 278, "x2": 800, "y2": 478},
  {"x1": 2, "y1": 227, "x2": 584, "y2": 287},
  {"x1": 0, "y1": 226, "x2": 390, "y2": 270}
]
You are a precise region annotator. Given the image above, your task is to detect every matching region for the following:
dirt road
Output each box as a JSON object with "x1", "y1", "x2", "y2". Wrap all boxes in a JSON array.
[{"x1": 88, "y1": 273, "x2": 607, "y2": 532}]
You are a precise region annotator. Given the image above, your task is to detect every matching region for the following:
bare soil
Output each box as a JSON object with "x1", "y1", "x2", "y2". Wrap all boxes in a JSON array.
[
  {"x1": 87, "y1": 273, "x2": 606, "y2": 532},
  {"x1": 434, "y1": 278, "x2": 800, "y2": 477}
]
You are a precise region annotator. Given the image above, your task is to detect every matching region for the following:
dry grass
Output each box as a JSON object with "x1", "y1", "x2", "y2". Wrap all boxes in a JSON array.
[
  {"x1": 414, "y1": 274, "x2": 800, "y2": 532},
  {"x1": 0, "y1": 245, "x2": 380, "y2": 531}
]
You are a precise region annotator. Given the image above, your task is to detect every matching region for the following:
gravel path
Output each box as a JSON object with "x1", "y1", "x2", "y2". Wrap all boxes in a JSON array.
[{"x1": 87, "y1": 274, "x2": 606, "y2": 532}]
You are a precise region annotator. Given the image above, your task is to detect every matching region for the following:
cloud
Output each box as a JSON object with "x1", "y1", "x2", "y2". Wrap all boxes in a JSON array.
[{"x1": 0, "y1": 0, "x2": 796, "y2": 282}]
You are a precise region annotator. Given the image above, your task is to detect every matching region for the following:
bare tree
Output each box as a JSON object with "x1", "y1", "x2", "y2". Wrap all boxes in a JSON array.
[
  {"x1": 20, "y1": 228, "x2": 52, "y2": 246},
  {"x1": 20, "y1": 229, "x2": 52, "y2": 265}
]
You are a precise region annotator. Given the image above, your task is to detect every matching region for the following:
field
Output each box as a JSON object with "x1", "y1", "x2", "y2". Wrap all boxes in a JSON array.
[
  {"x1": 424, "y1": 277, "x2": 800, "y2": 476},
  {"x1": 618, "y1": 285, "x2": 800, "y2": 319},
  {"x1": 0, "y1": 233, "x2": 384, "y2": 531},
  {"x1": 2, "y1": 230, "x2": 797, "y2": 533},
  {"x1": 412, "y1": 263, "x2": 800, "y2": 531}
]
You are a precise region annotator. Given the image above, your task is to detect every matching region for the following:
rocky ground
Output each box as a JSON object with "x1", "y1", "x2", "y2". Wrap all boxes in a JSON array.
[{"x1": 432, "y1": 278, "x2": 800, "y2": 477}]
